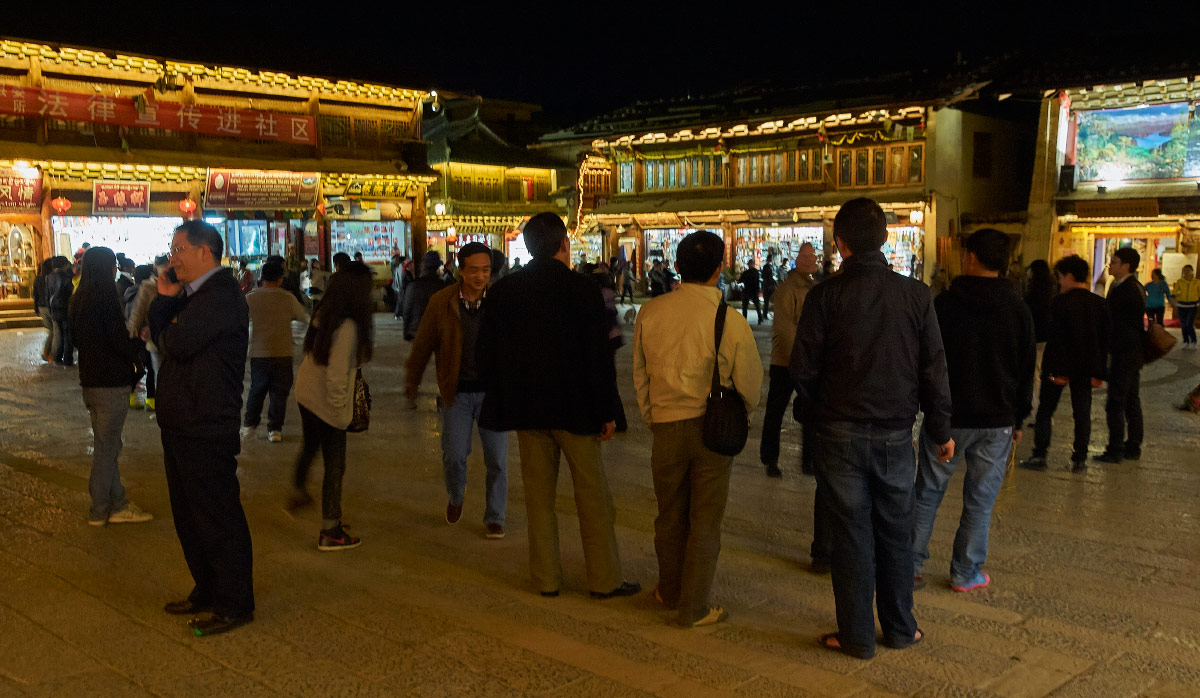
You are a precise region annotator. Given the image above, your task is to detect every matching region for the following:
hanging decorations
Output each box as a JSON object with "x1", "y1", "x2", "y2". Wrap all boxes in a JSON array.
[
  {"x1": 178, "y1": 197, "x2": 197, "y2": 216},
  {"x1": 50, "y1": 196, "x2": 72, "y2": 214}
]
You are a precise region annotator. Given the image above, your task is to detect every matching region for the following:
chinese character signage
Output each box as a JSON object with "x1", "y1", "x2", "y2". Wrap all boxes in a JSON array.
[
  {"x1": 0, "y1": 167, "x2": 42, "y2": 212},
  {"x1": 92, "y1": 181, "x2": 151, "y2": 215},
  {"x1": 0, "y1": 85, "x2": 317, "y2": 146},
  {"x1": 205, "y1": 169, "x2": 321, "y2": 210},
  {"x1": 633, "y1": 212, "x2": 682, "y2": 228},
  {"x1": 343, "y1": 179, "x2": 416, "y2": 199}
]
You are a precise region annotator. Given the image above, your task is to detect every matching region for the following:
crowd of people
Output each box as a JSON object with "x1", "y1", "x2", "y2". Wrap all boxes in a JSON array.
[{"x1": 30, "y1": 198, "x2": 1199, "y2": 650}]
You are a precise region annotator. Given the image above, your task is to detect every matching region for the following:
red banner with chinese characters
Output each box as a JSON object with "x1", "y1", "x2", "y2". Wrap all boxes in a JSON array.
[
  {"x1": 205, "y1": 169, "x2": 321, "y2": 210},
  {"x1": 0, "y1": 84, "x2": 316, "y2": 146},
  {"x1": 92, "y1": 180, "x2": 151, "y2": 215},
  {"x1": 0, "y1": 167, "x2": 43, "y2": 212}
]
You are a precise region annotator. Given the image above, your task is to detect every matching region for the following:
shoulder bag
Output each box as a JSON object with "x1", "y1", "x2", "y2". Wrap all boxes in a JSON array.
[
  {"x1": 347, "y1": 368, "x2": 372, "y2": 432},
  {"x1": 1138, "y1": 282, "x2": 1176, "y2": 363},
  {"x1": 702, "y1": 300, "x2": 749, "y2": 456}
]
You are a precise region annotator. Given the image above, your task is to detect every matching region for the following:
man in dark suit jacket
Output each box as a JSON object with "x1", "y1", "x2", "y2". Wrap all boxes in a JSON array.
[
  {"x1": 479, "y1": 212, "x2": 639, "y2": 600},
  {"x1": 1095, "y1": 247, "x2": 1145, "y2": 464},
  {"x1": 149, "y1": 220, "x2": 253, "y2": 637}
]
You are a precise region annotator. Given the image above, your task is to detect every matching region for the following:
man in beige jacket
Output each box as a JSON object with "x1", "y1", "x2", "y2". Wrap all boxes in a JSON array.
[
  {"x1": 633, "y1": 230, "x2": 763, "y2": 627},
  {"x1": 760, "y1": 242, "x2": 818, "y2": 477}
]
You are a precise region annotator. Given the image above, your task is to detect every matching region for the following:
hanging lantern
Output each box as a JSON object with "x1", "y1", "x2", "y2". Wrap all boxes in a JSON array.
[
  {"x1": 178, "y1": 197, "x2": 197, "y2": 216},
  {"x1": 50, "y1": 196, "x2": 72, "y2": 214}
]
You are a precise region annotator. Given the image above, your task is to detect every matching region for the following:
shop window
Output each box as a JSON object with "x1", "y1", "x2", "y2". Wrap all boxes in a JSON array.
[
  {"x1": 856, "y1": 150, "x2": 869, "y2": 186},
  {"x1": 774, "y1": 153, "x2": 784, "y2": 183},
  {"x1": 714, "y1": 157, "x2": 724, "y2": 186},
  {"x1": 839, "y1": 152, "x2": 852, "y2": 187},
  {"x1": 700, "y1": 157, "x2": 711, "y2": 186},
  {"x1": 889, "y1": 146, "x2": 906, "y2": 184},
  {"x1": 798, "y1": 150, "x2": 809, "y2": 180},
  {"x1": 908, "y1": 145, "x2": 924, "y2": 183},
  {"x1": 668, "y1": 161, "x2": 676, "y2": 188},
  {"x1": 873, "y1": 149, "x2": 886, "y2": 185},
  {"x1": 737, "y1": 157, "x2": 748, "y2": 186},
  {"x1": 786, "y1": 151, "x2": 797, "y2": 182},
  {"x1": 750, "y1": 155, "x2": 760, "y2": 184},
  {"x1": 618, "y1": 162, "x2": 635, "y2": 193}
]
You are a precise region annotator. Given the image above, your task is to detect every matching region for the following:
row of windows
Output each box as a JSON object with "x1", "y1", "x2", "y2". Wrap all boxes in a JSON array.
[
  {"x1": 613, "y1": 143, "x2": 924, "y2": 195},
  {"x1": 449, "y1": 175, "x2": 550, "y2": 202}
]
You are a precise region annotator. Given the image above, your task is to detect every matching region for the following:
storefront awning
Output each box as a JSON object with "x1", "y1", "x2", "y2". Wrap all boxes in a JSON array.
[{"x1": 592, "y1": 187, "x2": 926, "y2": 219}]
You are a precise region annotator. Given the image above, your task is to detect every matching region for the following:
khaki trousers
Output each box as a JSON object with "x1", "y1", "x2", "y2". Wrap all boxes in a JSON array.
[
  {"x1": 515, "y1": 429, "x2": 623, "y2": 594},
  {"x1": 650, "y1": 417, "x2": 732, "y2": 625}
]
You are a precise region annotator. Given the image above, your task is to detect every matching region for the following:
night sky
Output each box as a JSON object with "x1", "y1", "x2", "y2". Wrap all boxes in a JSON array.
[{"x1": 0, "y1": 3, "x2": 1184, "y2": 128}]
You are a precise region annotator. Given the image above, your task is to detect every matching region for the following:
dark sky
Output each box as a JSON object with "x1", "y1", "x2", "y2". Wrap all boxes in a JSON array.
[{"x1": 0, "y1": 2, "x2": 1180, "y2": 128}]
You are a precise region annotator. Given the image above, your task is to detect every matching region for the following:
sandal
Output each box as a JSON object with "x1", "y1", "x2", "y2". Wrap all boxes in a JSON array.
[
  {"x1": 689, "y1": 606, "x2": 728, "y2": 628},
  {"x1": 817, "y1": 632, "x2": 875, "y2": 659},
  {"x1": 883, "y1": 628, "x2": 924, "y2": 650}
]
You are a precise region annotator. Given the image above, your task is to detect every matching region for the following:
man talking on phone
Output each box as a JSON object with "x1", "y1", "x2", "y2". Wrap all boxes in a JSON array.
[
  {"x1": 789, "y1": 198, "x2": 953, "y2": 660},
  {"x1": 149, "y1": 220, "x2": 254, "y2": 637}
]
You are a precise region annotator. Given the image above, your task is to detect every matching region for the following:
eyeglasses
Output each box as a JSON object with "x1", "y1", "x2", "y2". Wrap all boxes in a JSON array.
[{"x1": 170, "y1": 244, "x2": 193, "y2": 256}]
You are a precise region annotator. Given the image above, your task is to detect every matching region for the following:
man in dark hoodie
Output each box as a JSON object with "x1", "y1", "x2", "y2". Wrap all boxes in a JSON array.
[
  {"x1": 403, "y1": 250, "x2": 449, "y2": 342},
  {"x1": 149, "y1": 220, "x2": 253, "y2": 637},
  {"x1": 1020, "y1": 255, "x2": 1109, "y2": 472},
  {"x1": 911, "y1": 229, "x2": 1035, "y2": 594}
]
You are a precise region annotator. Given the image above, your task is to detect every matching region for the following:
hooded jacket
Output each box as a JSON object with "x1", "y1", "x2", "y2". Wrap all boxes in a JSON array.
[{"x1": 934, "y1": 276, "x2": 1036, "y2": 429}]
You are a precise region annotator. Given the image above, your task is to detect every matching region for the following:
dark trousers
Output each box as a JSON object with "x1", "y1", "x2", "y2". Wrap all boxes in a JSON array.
[
  {"x1": 619, "y1": 282, "x2": 635, "y2": 304},
  {"x1": 1146, "y1": 307, "x2": 1165, "y2": 325},
  {"x1": 741, "y1": 294, "x2": 763, "y2": 323},
  {"x1": 294, "y1": 404, "x2": 347, "y2": 522},
  {"x1": 244, "y1": 357, "x2": 294, "y2": 431},
  {"x1": 161, "y1": 432, "x2": 254, "y2": 617},
  {"x1": 760, "y1": 365, "x2": 797, "y2": 466},
  {"x1": 763, "y1": 288, "x2": 775, "y2": 315},
  {"x1": 1180, "y1": 305, "x2": 1198, "y2": 344},
  {"x1": 650, "y1": 417, "x2": 733, "y2": 625},
  {"x1": 53, "y1": 316, "x2": 73, "y2": 365},
  {"x1": 813, "y1": 421, "x2": 918, "y2": 655},
  {"x1": 141, "y1": 348, "x2": 156, "y2": 400},
  {"x1": 1105, "y1": 362, "x2": 1143, "y2": 454},
  {"x1": 1033, "y1": 375, "x2": 1093, "y2": 461}
]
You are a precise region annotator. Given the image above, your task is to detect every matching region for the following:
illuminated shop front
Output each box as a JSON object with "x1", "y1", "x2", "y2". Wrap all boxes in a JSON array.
[{"x1": 734, "y1": 226, "x2": 824, "y2": 270}]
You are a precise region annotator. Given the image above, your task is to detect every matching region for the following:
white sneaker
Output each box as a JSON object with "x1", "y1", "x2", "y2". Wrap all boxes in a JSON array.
[
  {"x1": 267, "y1": 430, "x2": 282, "y2": 442},
  {"x1": 107, "y1": 504, "x2": 153, "y2": 525},
  {"x1": 239, "y1": 426, "x2": 258, "y2": 440}
]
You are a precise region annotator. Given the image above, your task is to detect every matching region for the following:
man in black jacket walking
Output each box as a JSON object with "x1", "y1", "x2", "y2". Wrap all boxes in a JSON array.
[
  {"x1": 1020, "y1": 255, "x2": 1109, "y2": 472},
  {"x1": 1095, "y1": 247, "x2": 1145, "y2": 464},
  {"x1": 790, "y1": 197, "x2": 953, "y2": 659},
  {"x1": 738, "y1": 259, "x2": 764, "y2": 324},
  {"x1": 149, "y1": 220, "x2": 253, "y2": 637},
  {"x1": 480, "y1": 212, "x2": 639, "y2": 600},
  {"x1": 911, "y1": 229, "x2": 1035, "y2": 594}
]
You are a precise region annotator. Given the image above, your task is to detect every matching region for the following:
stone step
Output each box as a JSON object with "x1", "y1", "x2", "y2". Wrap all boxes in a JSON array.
[
  {"x1": 0, "y1": 318, "x2": 44, "y2": 330},
  {"x1": 0, "y1": 309, "x2": 39, "y2": 319}
]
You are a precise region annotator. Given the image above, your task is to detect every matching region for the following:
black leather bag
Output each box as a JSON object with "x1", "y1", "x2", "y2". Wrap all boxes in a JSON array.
[{"x1": 702, "y1": 301, "x2": 749, "y2": 456}]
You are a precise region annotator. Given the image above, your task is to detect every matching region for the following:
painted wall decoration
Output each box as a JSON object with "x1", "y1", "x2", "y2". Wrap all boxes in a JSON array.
[{"x1": 1075, "y1": 103, "x2": 1190, "y2": 182}]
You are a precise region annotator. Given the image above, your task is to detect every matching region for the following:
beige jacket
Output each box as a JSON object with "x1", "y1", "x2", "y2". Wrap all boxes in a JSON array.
[
  {"x1": 770, "y1": 270, "x2": 816, "y2": 366},
  {"x1": 633, "y1": 282, "x2": 763, "y2": 424},
  {"x1": 295, "y1": 319, "x2": 359, "y2": 429}
]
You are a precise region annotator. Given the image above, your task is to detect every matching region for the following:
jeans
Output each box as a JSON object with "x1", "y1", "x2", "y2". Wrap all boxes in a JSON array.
[
  {"x1": 1033, "y1": 375, "x2": 1093, "y2": 461},
  {"x1": 515, "y1": 429, "x2": 623, "y2": 594},
  {"x1": 52, "y1": 315, "x2": 73, "y2": 365},
  {"x1": 38, "y1": 308, "x2": 52, "y2": 358},
  {"x1": 1105, "y1": 362, "x2": 1143, "y2": 455},
  {"x1": 912, "y1": 427, "x2": 1011, "y2": 587},
  {"x1": 440, "y1": 391, "x2": 508, "y2": 526},
  {"x1": 161, "y1": 431, "x2": 254, "y2": 617},
  {"x1": 813, "y1": 421, "x2": 918, "y2": 655},
  {"x1": 760, "y1": 365, "x2": 797, "y2": 466},
  {"x1": 649, "y1": 417, "x2": 733, "y2": 625},
  {"x1": 244, "y1": 356, "x2": 294, "y2": 431},
  {"x1": 741, "y1": 295, "x2": 764, "y2": 323},
  {"x1": 1179, "y1": 305, "x2": 1198, "y2": 345},
  {"x1": 1146, "y1": 307, "x2": 1165, "y2": 325},
  {"x1": 82, "y1": 387, "x2": 130, "y2": 521},
  {"x1": 294, "y1": 404, "x2": 348, "y2": 522}
]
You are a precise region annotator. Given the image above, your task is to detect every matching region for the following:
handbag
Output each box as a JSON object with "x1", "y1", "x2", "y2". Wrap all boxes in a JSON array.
[
  {"x1": 1144, "y1": 321, "x2": 1175, "y2": 363},
  {"x1": 347, "y1": 368, "x2": 372, "y2": 433},
  {"x1": 702, "y1": 300, "x2": 749, "y2": 456}
]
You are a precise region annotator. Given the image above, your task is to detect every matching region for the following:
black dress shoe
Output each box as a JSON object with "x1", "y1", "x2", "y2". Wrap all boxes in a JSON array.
[
  {"x1": 539, "y1": 590, "x2": 559, "y2": 598},
  {"x1": 188, "y1": 613, "x2": 253, "y2": 637},
  {"x1": 590, "y1": 581, "x2": 641, "y2": 600},
  {"x1": 1093, "y1": 451, "x2": 1122, "y2": 464},
  {"x1": 164, "y1": 599, "x2": 211, "y2": 615},
  {"x1": 764, "y1": 463, "x2": 783, "y2": 478}
]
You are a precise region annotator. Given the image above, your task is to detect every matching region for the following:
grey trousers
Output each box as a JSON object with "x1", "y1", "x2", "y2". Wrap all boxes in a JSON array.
[
  {"x1": 82, "y1": 386, "x2": 130, "y2": 522},
  {"x1": 515, "y1": 429, "x2": 623, "y2": 595},
  {"x1": 650, "y1": 416, "x2": 733, "y2": 625}
]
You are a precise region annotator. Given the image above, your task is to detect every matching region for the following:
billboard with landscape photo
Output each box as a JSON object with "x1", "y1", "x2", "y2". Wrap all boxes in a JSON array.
[{"x1": 1075, "y1": 103, "x2": 1190, "y2": 182}]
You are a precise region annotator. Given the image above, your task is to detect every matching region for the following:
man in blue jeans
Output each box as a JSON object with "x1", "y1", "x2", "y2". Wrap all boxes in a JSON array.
[
  {"x1": 405, "y1": 242, "x2": 508, "y2": 539},
  {"x1": 790, "y1": 198, "x2": 954, "y2": 659},
  {"x1": 911, "y1": 229, "x2": 1036, "y2": 594}
]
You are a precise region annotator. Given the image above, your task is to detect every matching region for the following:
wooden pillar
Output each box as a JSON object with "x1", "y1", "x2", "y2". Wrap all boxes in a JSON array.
[{"x1": 410, "y1": 184, "x2": 427, "y2": 262}]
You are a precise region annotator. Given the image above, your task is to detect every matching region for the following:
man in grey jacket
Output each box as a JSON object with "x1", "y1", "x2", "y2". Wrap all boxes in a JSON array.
[{"x1": 242, "y1": 260, "x2": 309, "y2": 442}]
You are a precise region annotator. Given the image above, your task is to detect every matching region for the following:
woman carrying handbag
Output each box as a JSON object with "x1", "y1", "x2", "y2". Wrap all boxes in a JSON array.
[{"x1": 288, "y1": 262, "x2": 374, "y2": 551}]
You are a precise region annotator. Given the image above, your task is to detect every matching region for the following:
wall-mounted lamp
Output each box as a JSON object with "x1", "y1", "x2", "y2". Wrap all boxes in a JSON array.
[
  {"x1": 1097, "y1": 185, "x2": 1107, "y2": 194},
  {"x1": 909, "y1": 209, "x2": 925, "y2": 225},
  {"x1": 433, "y1": 202, "x2": 446, "y2": 216}
]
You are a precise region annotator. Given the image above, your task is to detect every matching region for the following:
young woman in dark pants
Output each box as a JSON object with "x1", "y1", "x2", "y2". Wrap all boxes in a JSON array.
[{"x1": 289, "y1": 262, "x2": 375, "y2": 550}]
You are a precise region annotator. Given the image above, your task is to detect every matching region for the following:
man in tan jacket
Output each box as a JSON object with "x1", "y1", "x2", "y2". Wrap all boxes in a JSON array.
[
  {"x1": 760, "y1": 242, "x2": 818, "y2": 477},
  {"x1": 405, "y1": 242, "x2": 508, "y2": 539}
]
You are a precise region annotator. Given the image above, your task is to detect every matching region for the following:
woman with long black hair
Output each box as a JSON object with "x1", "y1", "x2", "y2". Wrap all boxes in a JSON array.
[
  {"x1": 289, "y1": 261, "x2": 375, "y2": 550},
  {"x1": 69, "y1": 246, "x2": 153, "y2": 526}
]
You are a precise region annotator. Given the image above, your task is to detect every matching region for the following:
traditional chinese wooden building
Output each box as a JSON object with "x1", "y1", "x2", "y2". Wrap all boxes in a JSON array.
[
  {"x1": 0, "y1": 37, "x2": 437, "y2": 301},
  {"x1": 536, "y1": 73, "x2": 1036, "y2": 285}
]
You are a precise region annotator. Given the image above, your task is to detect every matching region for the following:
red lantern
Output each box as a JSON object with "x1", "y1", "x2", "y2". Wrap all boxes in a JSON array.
[
  {"x1": 178, "y1": 198, "x2": 197, "y2": 216},
  {"x1": 51, "y1": 196, "x2": 71, "y2": 214}
]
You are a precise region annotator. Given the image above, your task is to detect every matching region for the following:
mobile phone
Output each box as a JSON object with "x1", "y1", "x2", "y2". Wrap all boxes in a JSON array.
[{"x1": 165, "y1": 267, "x2": 179, "y2": 283}]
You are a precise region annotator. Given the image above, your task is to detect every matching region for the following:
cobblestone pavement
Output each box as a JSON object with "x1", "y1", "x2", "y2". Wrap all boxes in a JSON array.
[{"x1": 1, "y1": 313, "x2": 1199, "y2": 698}]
